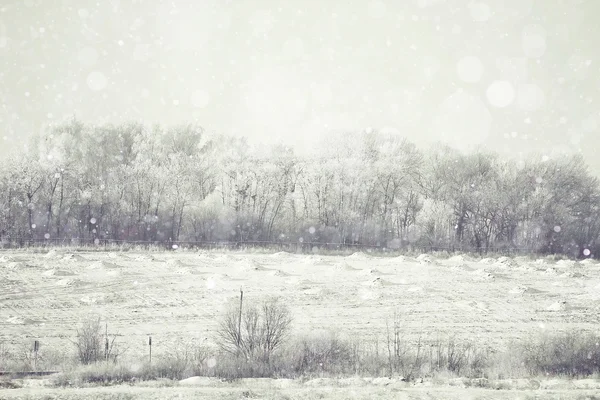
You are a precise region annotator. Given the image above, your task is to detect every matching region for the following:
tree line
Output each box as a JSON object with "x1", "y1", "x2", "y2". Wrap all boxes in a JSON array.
[{"x1": 1, "y1": 119, "x2": 598, "y2": 257}]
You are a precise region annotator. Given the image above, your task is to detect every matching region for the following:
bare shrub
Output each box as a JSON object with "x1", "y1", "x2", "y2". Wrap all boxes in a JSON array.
[
  {"x1": 430, "y1": 335, "x2": 489, "y2": 377},
  {"x1": 521, "y1": 330, "x2": 600, "y2": 377},
  {"x1": 149, "y1": 343, "x2": 213, "y2": 379},
  {"x1": 349, "y1": 337, "x2": 388, "y2": 376},
  {"x1": 445, "y1": 337, "x2": 470, "y2": 374},
  {"x1": 0, "y1": 378, "x2": 22, "y2": 389},
  {"x1": 189, "y1": 345, "x2": 214, "y2": 376},
  {"x1": 385, "y1": 310, "x2": 426, "y2": 380},
  {"x1": 0, "y1": 342, "x2": 14, "y2": 371},
  {"x1": 53, "y1": 343, "x2": 216, "y2": 386},
  {"x1": 486, "y1": 341, "x2": 528, "y2": 380},
  {"x1": 216, "y1": 296, "x2": 292, "y2": 364},
  {"x1": 14, "y1": 342, "x2": 63, "y2": 371},
  {"x1": 73, "y1": 317, "x2": 121, "y2": 365},
  {"x1": 151, "y1": 355, "x2": 190, "y2": 380},
  {"x1": 289, "y1": 332, "x2": 355, "y2": 376},
  {"x1": 53, "y1": 363, "x2": 138, "y2": 386},
  {"x1": 74, "y1": 318, "x2": 102, "y2": 365},
  {"x1": 211, "y1": 353, "x2": 278, "y2": 380}
]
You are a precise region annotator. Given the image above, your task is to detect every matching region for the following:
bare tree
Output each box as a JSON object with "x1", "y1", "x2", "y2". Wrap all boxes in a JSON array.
[{"x1": 216, "y1": 296, "x2": 292, "y2": 363}]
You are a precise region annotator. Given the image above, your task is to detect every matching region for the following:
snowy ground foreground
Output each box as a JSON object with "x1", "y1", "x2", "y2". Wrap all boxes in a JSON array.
[
  {"x1": 4, "y1": 378, "x2": 600, "y2": 399},
  {"x1": 1, "y1": 250, "x2": 600, "y2": 355}
]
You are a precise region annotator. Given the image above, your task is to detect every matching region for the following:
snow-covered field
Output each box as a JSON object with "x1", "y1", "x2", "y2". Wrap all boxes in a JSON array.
[
  {"x1": 2, "y1": 250, "x2": 600, "y2": 356},
  {"x1": 4, "y1": 376, "x2": 600, "y2": 399}
]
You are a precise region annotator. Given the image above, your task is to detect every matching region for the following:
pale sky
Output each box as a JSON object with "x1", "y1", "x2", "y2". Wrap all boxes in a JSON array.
[{"x1": 1, "y1": 0, "x2": 599, "y2": 170}]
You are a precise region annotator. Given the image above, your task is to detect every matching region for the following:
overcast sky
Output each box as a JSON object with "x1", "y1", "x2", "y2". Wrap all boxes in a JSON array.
[{"x1": 1, "y1": 0, "x2": 599, "y2": 170}]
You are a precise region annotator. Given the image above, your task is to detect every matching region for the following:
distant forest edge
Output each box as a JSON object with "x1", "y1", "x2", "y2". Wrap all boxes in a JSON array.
[{"x1": 0, "y1": 120, "x2": 598, "y2": 258}]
